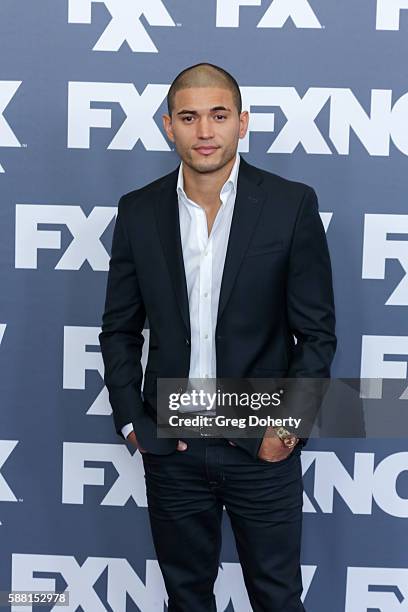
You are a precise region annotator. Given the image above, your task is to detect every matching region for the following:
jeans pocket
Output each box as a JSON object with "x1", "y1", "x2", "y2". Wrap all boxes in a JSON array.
[{"x1": 256, "y1": 446, "x2": 300, "y2": 465}]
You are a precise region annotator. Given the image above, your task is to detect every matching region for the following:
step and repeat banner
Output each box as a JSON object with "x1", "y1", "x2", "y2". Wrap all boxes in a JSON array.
[{"x1": 1, "y1": 1, "x2": 408, "y2": 610}]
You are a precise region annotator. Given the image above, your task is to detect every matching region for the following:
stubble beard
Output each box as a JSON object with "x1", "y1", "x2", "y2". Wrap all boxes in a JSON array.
[{"x1": 181, "y1": 145, "x2": 237, "y2": 175}]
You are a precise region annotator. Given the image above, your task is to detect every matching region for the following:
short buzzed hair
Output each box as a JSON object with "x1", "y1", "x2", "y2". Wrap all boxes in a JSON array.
[{"x1": 167, "y1": 62, "x2": 242, "y2": 117}]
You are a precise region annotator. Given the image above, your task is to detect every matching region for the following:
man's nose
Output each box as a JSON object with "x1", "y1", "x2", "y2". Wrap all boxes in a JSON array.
[{"x1": 196, "y1": 117, "x2": 214, "y2": 139}]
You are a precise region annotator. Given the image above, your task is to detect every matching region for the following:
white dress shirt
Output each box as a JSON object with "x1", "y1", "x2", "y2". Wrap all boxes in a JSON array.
[{"x1": 121, "y1": 153, "x2": 241, "y2": 440}]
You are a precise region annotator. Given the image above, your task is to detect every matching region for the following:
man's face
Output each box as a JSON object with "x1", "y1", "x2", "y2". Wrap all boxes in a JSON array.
[{"x1": 162, "y1": 86, "x2": 249, "y2": 174}]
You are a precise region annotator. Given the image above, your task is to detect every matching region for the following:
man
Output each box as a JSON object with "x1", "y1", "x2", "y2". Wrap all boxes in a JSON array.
[{"x1": 99, "y1": 63, "x2": 336, "y2": 612}]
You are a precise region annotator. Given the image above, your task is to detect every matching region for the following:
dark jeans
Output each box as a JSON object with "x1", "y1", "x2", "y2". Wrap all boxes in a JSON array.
[{"x1": 142, "y1": 436, "x2": 306, "y2": 612}]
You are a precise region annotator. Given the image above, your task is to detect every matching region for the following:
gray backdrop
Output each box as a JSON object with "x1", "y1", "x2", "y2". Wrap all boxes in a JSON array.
[{"x1": 1, "y1": 1, "x2": 408, "y2": 610}]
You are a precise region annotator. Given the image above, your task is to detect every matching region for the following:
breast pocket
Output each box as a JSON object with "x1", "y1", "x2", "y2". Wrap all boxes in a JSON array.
[{"x1": 245, "y1": 240, "x2": 284, "y2": 257}]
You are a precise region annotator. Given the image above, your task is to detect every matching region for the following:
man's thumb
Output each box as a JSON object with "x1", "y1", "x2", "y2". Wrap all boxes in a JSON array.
[{"x1": 177, "y1": 440, "x2": 188, "y2": 451}]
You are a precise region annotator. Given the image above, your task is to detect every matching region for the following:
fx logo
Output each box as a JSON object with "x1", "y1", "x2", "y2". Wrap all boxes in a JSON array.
[
  {"x1": 68, "y1": 0, "x2": 176, "y2": 52},
  {"x1": 15, "y1": 204, "x2": 116, "y2": 270},
  {"x1": 0, "y1": 324, "x2": 6, "y2": 346},
  {"x1": 216, "y1": 0, "x2": 322, "y2": 28},
  {"x1": 360, "y1": 335, "x2": 408, "y2": 400},
  {"x1": 362, "y1": 214, "x2": 408, "y2": 306},
  {"x1": 67, "y1": 82, "x2": 170, "y2": 150},
  {"x1": 0, "y1": 441, "x2": 19, "y2": 510},
  {"x1": 345, "y1": 567, "x2": 408, "y2": 611},
  {"x1": 63, "y1": 326, "x2": 150, "y2": 416},
  {"x1": 376, "y1": 0, "x2": 408, "y2": 30},
  {"x1": 0, "y1": 81, "x2": 22, "y2": 173},
  {"x1": 62, "y1": 442, "x2": 147, "y2": 505}
]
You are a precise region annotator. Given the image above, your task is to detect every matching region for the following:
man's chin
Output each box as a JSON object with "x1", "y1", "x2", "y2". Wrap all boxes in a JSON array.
[
  {"x1": 188, "y1": 155, "x2": 227, "y2": 174},
  {"x1": 194, "y1": 162, "x2": 222, "y2": 174}
]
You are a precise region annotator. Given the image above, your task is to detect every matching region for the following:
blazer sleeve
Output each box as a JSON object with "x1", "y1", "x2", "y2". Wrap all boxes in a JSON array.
[
  {"x1": 282, "y1": 186, "x2": 337, "y2": 442},
  {"x1": 286, "y1": 186, "x2": 337, "y2": 377},
  {"x1": 99, "y1": 195, "x2": 146, "y2": 439}
]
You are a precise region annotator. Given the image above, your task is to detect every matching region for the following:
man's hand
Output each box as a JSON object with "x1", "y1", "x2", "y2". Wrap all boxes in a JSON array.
[
  {"x1": 126, "y1": 431, "x2": 147, "y2": 453},
  {"x1": 257, "y1": 426, "x2": 298, "y2": 462},
  {"x1": 126, "y1": 431, "x2": 188, "y2": 453}
]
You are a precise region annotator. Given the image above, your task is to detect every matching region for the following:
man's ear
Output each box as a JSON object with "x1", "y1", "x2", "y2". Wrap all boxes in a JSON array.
[
  {"x1": 162, "y1": 113, "x2": 175, "y2": 143},
  {"x1": 239, "y1": 110, "x2": 249, "y2": 139}
]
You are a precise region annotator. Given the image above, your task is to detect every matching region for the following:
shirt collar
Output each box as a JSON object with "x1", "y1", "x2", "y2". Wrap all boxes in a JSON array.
[{"x1": 176, "y1": 152, "x2": 241, "y2": 204}]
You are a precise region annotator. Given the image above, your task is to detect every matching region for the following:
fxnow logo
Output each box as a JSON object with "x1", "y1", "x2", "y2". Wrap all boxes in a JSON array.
[
  {"x1": 11, "y1": 555, "x2": 316, "y2": 610},
  {"x1": 67, "y1": 83, "x2": 408, "y2": 157}
]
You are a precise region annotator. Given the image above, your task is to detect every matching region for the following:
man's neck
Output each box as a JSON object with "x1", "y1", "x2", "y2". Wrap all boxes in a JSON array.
[{"x1": 182, "y1": 154, "x2": 236, "y2": 210}]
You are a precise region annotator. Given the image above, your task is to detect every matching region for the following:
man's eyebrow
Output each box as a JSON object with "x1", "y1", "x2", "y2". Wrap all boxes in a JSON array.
[{"x1": 176, "y1": 106, "x2": 232, "y2": 116}]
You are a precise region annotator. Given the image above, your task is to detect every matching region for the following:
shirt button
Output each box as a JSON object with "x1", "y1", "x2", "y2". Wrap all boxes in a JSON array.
[
  {"x1": 204, "y1": 292, "x2": 208, "y2": 298},
  {"x1": 204, "y1": 334, "x2": 208, "y2": 339},
  {"x1": 204, "y1": 374, "x2": 209, "y2": 378}
]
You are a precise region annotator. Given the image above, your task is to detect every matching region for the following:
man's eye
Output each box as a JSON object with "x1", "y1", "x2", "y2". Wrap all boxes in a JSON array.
[{"x1": 182, "y1": 115, "x2": 226, "y2": 122}]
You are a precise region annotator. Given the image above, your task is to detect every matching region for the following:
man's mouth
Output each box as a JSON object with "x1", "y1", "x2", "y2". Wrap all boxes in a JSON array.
[{"x1": 194, "y1": 146, "x2": 219, "y2": 156}]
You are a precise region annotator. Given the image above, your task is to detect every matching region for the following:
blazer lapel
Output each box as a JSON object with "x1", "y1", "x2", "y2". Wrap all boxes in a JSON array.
[
  {"x1": 154, "y1": 168, "x2": 191, "y2": 337},
  {"x1": 216, "y1": 158, "x2": 266, "y2": 325}
]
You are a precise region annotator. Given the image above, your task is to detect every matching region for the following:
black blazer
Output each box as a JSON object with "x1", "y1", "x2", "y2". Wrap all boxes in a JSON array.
[{"x1": 99, "y1": 156, "x2": 337, "y2": 457}]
